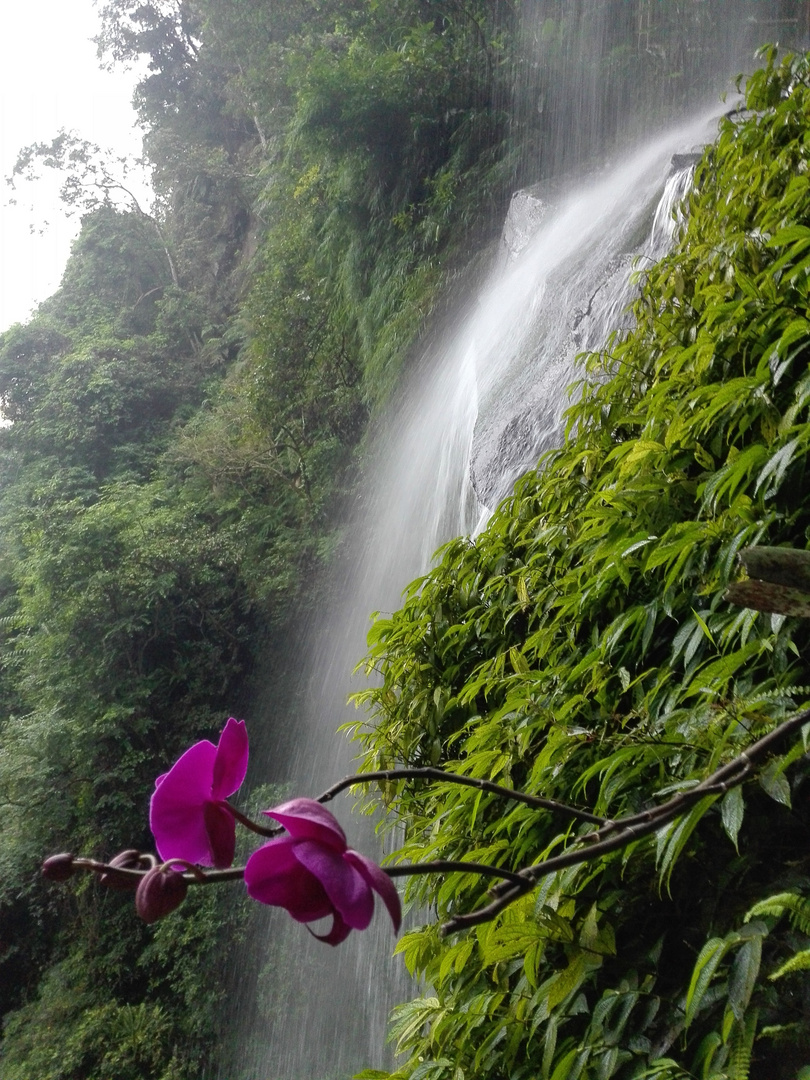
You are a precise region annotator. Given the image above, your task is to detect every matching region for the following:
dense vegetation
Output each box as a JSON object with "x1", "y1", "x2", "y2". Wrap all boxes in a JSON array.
[
  {"x1": 0, "y1": 3, "x2": 516, "y2": 1075},
  {"x1": 0, "y1": 2, "x2": 808, "y2": 1079},
  {"x1": 354, "y1": 47, "x2": 810, "y2": 1080}
]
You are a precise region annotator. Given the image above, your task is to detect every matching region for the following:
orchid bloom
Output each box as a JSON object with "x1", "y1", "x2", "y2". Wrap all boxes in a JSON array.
[
  {"x1": 244, "y1": 798, "x2": 402, "y2": 946},
  {"x1": 150, "y1": 717, "x2": 248, "y2": 868}
]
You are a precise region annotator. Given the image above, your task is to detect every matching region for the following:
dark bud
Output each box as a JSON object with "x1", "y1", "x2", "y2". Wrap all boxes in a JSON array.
[
  {"x1": 100, "y1": 849, "x2": 149, "y2": 892},
  {"x1": 42, "y1": 853, "x2": 76, "y2": 882},
  {"x1": 135, "y1": 865, "x2": 189, "y2": 924}
]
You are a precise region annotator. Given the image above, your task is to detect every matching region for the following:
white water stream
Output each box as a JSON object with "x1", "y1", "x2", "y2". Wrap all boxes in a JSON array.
[
  {"x1": 219, "y1": 0, "x2": 810, "y2": 1062},
  {"x1": 224, "y1": 102, "x2": 726, "y2": 1080}
]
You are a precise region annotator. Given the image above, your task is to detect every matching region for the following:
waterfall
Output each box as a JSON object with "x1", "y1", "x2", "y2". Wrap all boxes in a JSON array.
[
  {"x1": 469, "y1": 129, "x2": 708, "y2": 511},
  {"x1": 224, "y1": 110, "x2": 721, "y2": 1080},
  {"x1": 222, "y1": 6, "x2": 802, "y2": 1079}
]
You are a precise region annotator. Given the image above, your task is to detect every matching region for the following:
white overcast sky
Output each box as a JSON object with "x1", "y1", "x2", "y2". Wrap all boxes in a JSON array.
[{"x1": 0, "y1": 0, "x2": 146, "y2": 332}]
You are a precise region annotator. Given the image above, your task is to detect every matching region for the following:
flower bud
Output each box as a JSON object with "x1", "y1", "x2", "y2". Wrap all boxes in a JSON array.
[
  {"x1": 135, "y1": 864, "x2": 189, "y2": 923},
  {"x1": 100, "y1": 850, "x2": 148, "y2": 891},
  {"x1": 42, "y1": 853, "x2": 76, "y2": 882}
]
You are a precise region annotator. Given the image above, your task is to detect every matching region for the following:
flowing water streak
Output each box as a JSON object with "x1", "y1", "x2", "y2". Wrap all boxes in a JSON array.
[
  {"x1": 230, "y1": 104, "x2": 727, "y2": 1080},
  {"x1": 469, "y1": 108, "x2": 720, "y2": 509}
]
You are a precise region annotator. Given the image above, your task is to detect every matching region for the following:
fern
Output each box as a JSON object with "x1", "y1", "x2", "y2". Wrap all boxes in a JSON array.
[
  {"x1": 769, "y1": 949, "x2": 810, "y2": 980},
  {"x1": 746, "y1": 891, "x2": 810, "y2": 936},
  {"x1": 727, "y1": 1010, "x2": 758, "y2": 1080}
]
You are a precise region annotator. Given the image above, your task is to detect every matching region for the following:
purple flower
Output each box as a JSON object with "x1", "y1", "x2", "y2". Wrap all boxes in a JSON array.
[
  {"x1": 150, "y1": 717, "x2": 248, "y2": 868},
  {"x1": 244, "y1": 798, "x2": 402, "y2": 946}
]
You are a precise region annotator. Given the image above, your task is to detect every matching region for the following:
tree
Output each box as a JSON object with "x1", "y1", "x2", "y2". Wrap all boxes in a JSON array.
[{"x1": 9, "y1": 132, "x2": 178, "y2": 287}]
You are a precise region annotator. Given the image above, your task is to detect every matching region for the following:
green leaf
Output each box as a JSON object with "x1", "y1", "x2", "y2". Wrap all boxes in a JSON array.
[
  {"x1": 758, "y1": 759, "x2": 791, "y2": 807},
  {"x1": 657, "y1": 796, "x2": 718, "y2": 892},
  {"x1": 685, "y1": 937, "x2": 728, "y2": 1028},
  {"x1": 541, "y1": 1016, "x2": 558, "y2": 1080},
  {"x1": 755, "y1": 437, "x2": 800, "y2": 498},
  {"x1": 720, "y1": 786, "x2": 745, "y2": 850},
  {"x1": 728, "y1": 933, "x2": 763, "y2": 1020}
]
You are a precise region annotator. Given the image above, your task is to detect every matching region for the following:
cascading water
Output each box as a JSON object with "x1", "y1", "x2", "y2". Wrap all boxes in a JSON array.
[
  {"x1": 226, "y1": 110, "x2": 721, "y2": 1080},
  {"x1": 469, "y1": 132, "x2": 706, "y2": 511},
  {"x1": 224, "y1": 6, "x2": 806, "y2": 1079}
]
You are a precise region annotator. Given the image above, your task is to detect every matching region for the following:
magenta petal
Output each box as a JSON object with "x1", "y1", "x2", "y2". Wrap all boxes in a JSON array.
[
  {"x1": 203, "y1": 801, "x2": 236, "y2": 868},
  {"x1": 211, "y1": 718, "x2": 248, "y2": 799},
  {"x1": 265, "y1": 798, "x2": 347, "y2": 851},
  {"x1": 245, "y1": 838, "x2": 332, "y2": 922},
  {"x1": 150, "y1": 741, "x2": 217, "y2": 863},
  {"x1": 309, "y1": 910, "x2": 353, "y2": 947},
  {"x1": 345, "y1": 850, "x2": 402, "y2": 933},
  {"x1": 293, "y1": 841, "x2": 374, "y2": 930}
]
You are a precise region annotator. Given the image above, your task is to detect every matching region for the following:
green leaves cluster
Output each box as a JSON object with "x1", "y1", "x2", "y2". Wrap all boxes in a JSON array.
[
  {"x1": 353, "y1": 48, "x2": 810, "y2": 1080},
  {"x1": 0, "y1": 203, "x2": 258, "y2": 1077}
]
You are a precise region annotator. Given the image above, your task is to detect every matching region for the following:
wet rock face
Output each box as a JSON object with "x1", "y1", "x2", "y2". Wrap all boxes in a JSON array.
[
  {"x1": 670, "y1": 152, "x2": 702, "y2": 172},
  {"x1": 472, "y1": 184, "x2": 639, "y2": 510},
  {"x1": 470, "y1": 154, "x2": 703, "y2": 511},
  {"x1": 500, "y1": 186, "x2": 549, "y2": 263},
  {"x1": 470, "y1": 402, "x2": 562, "y2": 508}
]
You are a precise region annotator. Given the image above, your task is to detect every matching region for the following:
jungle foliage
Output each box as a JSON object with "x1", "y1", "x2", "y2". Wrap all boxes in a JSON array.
[
  {"x1": 353, "y1": 48, "x2": 810, "y2": 1080},
  {"x1": 0, "y1": 1, "x2": 809, "y2": 1079},
  {"x1": 0, "y1": 1, "x2": 522, "y2": 1076}
]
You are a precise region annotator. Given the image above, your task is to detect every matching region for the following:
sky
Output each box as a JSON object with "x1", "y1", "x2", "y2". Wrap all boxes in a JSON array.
[{"x1": 0, "y1": 0, "x2": 147, "y2": 332}]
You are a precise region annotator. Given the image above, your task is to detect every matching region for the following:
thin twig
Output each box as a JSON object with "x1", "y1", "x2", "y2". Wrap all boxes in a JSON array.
[
  {"x1": 386, "y1": 860, "x2": 527, "y2": 887},
  {"x1": 314, "y1": 767, "x2": 608, "y2": 825},
  {"x1": 225, "y1": 802, "x2": 279, "y2": 837}
]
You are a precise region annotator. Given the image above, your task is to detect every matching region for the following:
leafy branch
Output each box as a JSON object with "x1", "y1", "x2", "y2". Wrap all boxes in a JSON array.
[{"x1": 7, "y1": 130, "x2": 179, "y2": 286}]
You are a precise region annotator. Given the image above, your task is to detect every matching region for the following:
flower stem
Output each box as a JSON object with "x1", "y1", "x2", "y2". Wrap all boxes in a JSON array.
[
  {"x1": 65, "y1": 855, "x2": 246, "y2": 886},
  {"x1": 223, "y1": 801, "x2": 279, "y2": 837}
]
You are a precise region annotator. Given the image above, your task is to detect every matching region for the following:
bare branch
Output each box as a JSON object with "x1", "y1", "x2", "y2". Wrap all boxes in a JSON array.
[
  {"x1": 314, "y1": 766, "x2": 608, "y2": 826},
  {"x1": 440, "y1": 708, "x2": 810, "y2": 935},
  {"x1": 386, "y1": 860, "x2": 527, "y2": 887}
]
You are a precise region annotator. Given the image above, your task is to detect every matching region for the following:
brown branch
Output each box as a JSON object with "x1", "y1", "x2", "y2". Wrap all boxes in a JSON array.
[
  {"x1": 386, "y1": 860, "x2": 527, "y2": 887},
  {"x1": 439, "y1": 708, "x2": 810, "y2": 935},
  {"x1": 738, "y1": 545, "x2": 810, "y2": 591},
  {"x1": 725, "y1": 545, "x2": 810, "y2": 616},
  {"x1": 586, "y1": 762, "x2": 753, "y2": 842}
]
